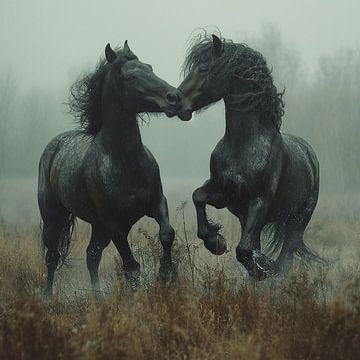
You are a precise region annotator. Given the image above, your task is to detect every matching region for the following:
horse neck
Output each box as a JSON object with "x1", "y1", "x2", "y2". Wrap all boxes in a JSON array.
[
  {"x1": 223, "y1": 94, "x2": 277, "y2": 146},
  {"x1": 97, "y1": 98, "x2": 144, "y2": 159}
]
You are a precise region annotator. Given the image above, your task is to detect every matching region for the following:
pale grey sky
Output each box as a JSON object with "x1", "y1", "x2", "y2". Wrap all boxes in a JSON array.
[{"x1": 1, "y1": 0, "x2": 359, "y2": 90}]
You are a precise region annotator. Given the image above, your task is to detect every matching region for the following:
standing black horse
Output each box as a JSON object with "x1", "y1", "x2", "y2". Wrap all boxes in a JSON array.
[
  {"x1": 177, "y1": 34, "x2": 321, "y2": 280},
  {"x1": 38, "y1": 41, "x2": 181, "y2": 296}
]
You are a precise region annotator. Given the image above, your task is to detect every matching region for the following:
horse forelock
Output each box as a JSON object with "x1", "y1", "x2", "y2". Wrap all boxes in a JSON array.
[{"x1": 183, "y1": 32, "x2": 284, "y2": 130}]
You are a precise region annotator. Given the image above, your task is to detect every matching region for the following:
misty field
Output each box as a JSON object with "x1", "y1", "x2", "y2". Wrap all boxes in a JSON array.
[
  {"x1": 1, "y1": 0, "x2": 360, "y2": 357},
  {"x1": 0, "y1": 180, "x2": 360, "y2": 359}
]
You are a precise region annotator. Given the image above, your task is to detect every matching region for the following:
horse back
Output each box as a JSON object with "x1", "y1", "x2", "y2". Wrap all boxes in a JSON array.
[{"x1": 38, "y1": 130, "x2": 163, "y2": 224}]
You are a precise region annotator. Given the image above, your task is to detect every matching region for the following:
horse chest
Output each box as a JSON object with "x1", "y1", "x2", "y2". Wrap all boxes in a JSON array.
[
  {"x1": 211, "y1": 137, "x2": 272, "y2": 194},
  {"x1": 211, "y1": 144, "x2": 269, "y2": 185},
  {"x1": 88, "y1": 165, "x2": 155, "y2": 220}
]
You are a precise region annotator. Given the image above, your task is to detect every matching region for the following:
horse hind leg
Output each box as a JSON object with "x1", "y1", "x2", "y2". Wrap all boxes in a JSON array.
[
  {"x1": 275, "y1": 190, "x2": 321, "y2": 277},
  {"x1": 235, "y1": 196, "x2": 278, "y2": 281},
  {"x1": 273, "y1": 225, "x2": 302, "y2": 278},
  {"x1": 40, "y1": 205, "x2": 73, "y2": 297}
]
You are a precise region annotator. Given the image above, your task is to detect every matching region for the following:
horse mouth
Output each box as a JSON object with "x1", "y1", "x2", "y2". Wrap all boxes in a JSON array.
[
  {"x1": 162, "y1": 105, "x2": 193, "y2": 121},
  {"x1": 162, "y1": 105, "x2": 182, "y2": 118},
  {"x1": 165, "y1": 111, "x2": 176, "y2": 118},
  {"x1": 178, "y1": 109, "x2": 193, "y2": 121}
]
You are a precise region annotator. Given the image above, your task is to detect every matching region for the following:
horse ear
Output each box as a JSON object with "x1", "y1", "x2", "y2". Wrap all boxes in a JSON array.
[
  {"x1": 124, "y1": 40, "x2": 131, "y2": 53},
  {"x1": 212, "y1": 34, "x2": 223, "y2": 56},
  {"x1": 105, "y1": 43, "x2": 117, "y2": 63}
]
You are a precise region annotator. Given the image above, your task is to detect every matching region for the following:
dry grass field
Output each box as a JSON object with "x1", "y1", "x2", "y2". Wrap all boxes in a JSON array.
[{"x1": 0, "y1": 180, "x2": 360, "y2": 359}]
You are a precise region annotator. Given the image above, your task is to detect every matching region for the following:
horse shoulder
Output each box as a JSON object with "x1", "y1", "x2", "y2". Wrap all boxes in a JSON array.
[{"x1": 240, "y1": 133, "x2": 284, "y2": 196}]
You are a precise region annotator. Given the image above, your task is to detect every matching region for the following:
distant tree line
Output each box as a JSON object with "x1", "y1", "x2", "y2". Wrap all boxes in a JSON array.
[
  {"x1": 0, "y1": 23, "x2": 359, "y2": 194},
  {"x1": 251, "y1": 23, "x2": 360, "y2": 193},
  {"x1": 0, "y1": 77, "x2": 71, "y2": 177}
]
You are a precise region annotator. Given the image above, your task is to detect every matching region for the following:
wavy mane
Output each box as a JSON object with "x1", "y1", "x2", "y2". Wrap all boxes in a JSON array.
[
  {"x1": 183, "y1": 32, "x2": 285, "y2": 130},
  {"x1": 68, "y1": 47, "x2": 137, "y2": 134}
]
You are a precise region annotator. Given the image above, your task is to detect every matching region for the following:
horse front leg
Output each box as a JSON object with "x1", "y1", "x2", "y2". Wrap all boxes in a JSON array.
[
  {"x1": 193, "y1": 180, "x2": 227, "y2": 255},
  {"x1": 112, "y1": 228, "x2": 141, "y2": 289},
  {"x1": 236, "y1": 196, "x2": 277, "y2": 280},
  {"x1": 86, "y1": 224, "x2": 111, "y2": 296},
  {"x1": 150, "y1": 195, "x2": 176, "y2": 284}
]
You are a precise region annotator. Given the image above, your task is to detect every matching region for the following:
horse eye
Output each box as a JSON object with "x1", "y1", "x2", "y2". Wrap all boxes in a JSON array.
[
  {"x1": 198, "y1": 63, "x2": 209, "y2": 73},
  {"x1": 200, "y1": 54, "x2": 210, "y2": 64},
  {"x1": 124, "y1": 74, "x2": 136, "y2": 81}
]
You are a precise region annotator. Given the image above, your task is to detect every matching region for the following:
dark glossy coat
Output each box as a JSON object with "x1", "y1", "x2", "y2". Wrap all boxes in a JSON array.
[
  {"x1": 177, "y1": 34, "x2": 321, "y2": 280},
  {"x1": 38, "y1": 42, "x2": 181, "y2": 295}
]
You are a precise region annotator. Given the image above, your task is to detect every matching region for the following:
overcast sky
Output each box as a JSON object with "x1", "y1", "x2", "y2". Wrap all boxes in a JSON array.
[{"x1": 1, "y1": 0, "x2": 359, "y2": 91}]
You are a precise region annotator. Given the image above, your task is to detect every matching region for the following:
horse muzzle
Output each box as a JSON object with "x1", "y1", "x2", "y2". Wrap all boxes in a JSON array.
[{"x1": 177, "y1": 109, "x2": 193, "y2": 121}]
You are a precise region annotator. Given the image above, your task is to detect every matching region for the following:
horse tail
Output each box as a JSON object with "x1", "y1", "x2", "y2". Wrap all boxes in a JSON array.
[
  {"x1": 262, "y1": 222, "x2": 326, "y2": 265},
  {"x1": 57, "y1": 213, "x2": 76, "y2": 266},
  {"x1": 262, "y1": 222, "x2": 285, "y2": 258},
  {"x1": 294, "y1": 243, "x2": 326, "y2": 265},
  {"x1": 40, "y1": 212, "x2": 76, "y2": 268}
]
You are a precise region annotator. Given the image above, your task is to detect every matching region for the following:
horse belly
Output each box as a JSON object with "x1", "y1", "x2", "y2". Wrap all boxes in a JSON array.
[
  {"x1": 51, "y1": 169, "x2": 97, "y2": 222},
  {"x1": 86, "y1": 166, "x2": 154, "y2": 224}
]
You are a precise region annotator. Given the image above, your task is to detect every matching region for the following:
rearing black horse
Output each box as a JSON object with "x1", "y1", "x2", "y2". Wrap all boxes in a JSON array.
[
  {"x1": 38, "y1": 41, "x2": 181, "y2": 296},
  {"x1": 177, "y1": 34, "x2": 321, "y2": 280}
]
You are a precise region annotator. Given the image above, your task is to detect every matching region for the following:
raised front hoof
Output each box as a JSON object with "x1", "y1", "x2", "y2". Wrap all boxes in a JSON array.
[
  {"x1": 203, "y1": 233, "x2": 227, "y2": 255},
  {"x1": 159, "y1": 259, "x2": 178, "y2": 286},
  {"x1": 238, "y1": 250, "x2": 278, "y2": 281},
  {"x1": 251, "y1": 252, "x2": 277, "y2": 281},
  {"x1": 124, "y1": 268, "x2": 141, "y2": 290}
]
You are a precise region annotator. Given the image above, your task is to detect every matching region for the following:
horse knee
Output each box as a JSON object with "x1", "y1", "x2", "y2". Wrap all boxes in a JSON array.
[
  {"x1": 160, "y1": 226, "x2": 174, "y2": 240},
  {"x1": 160, "y1": 226, "x2": 175, "y2": 249},
  {"x1": 86, "y1": 242, "x2": 104, "y2": 271}
]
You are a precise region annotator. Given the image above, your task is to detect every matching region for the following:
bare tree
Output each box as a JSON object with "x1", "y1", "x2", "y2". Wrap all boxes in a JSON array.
[{"x1": 19, "y1": 89, "x2": 52, "y2": 174}]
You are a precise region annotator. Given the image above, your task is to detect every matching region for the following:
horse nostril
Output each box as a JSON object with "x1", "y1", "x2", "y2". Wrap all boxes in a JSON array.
[{"x1": 166, "y1": 92, "x2": 180, "y2": 105}]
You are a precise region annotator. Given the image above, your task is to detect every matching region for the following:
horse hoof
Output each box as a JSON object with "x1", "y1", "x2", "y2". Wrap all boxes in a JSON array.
[
  {"x1": 238, "y1": 250, "x2": 278, "y2": 281},
  {"x1": 204, "y1": 233, "x2": 227, "y2": 255},
  {"x1": 250, "y1": 251, "x2": 278, "y2": 281}
]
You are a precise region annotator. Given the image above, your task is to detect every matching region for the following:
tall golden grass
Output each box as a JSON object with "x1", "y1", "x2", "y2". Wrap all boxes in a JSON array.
[{"x1": 0, "y1": 201, "x2": 360, "y2": 359}]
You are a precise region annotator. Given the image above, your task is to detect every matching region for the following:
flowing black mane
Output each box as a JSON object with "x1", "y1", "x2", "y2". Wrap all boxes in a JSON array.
[
  {"x1": 183, "y1": 34, "x2": 284, "y2": 130},
  {"x1": 68, "y1": 47, "x2": 137, "y2": 134}
]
